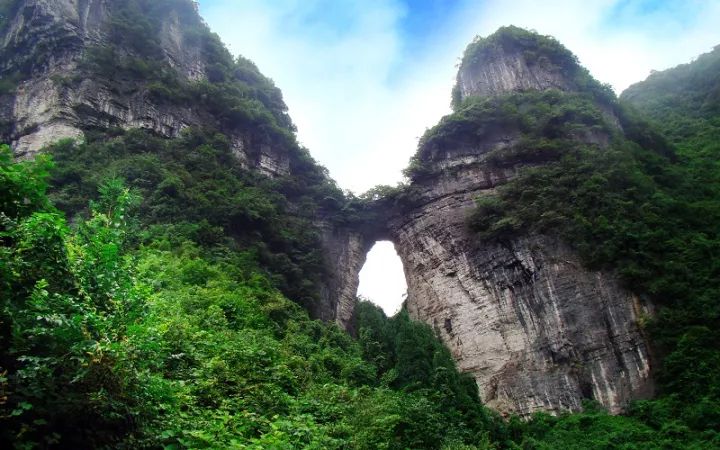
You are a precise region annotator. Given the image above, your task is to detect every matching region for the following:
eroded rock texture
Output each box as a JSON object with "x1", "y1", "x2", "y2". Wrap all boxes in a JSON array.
[
  {"x1": 0, "y1": 0, "x2": 290, "y2": 175},
  {"x1": 456, "y1": 44, "x2": 574, "y2": 100},
  {"x1": 0, "y1": 7, "x2": 655, "y2": 417},
  {"x1": 314, "y1": 221, "x2": 375, "y2": 331},
  {"x1": 341, "y1": 29, "x2": 654, "y2": 416},
  {"x1": 386, "y1": 170, "x2": 654, "y2": 416}
]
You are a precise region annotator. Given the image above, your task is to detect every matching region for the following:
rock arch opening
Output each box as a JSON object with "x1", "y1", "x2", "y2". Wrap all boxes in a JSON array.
[{"x1": 357, "y1": 241, "x2": 407, "y2": 316}]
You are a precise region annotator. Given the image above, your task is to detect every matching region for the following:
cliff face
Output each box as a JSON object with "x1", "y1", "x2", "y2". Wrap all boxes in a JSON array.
[
  {"x1": 334, "y1": 28, "x2": 654, "y2": 416},
  {"x1": 0, "y1": 0, "x2": 290, "y2": 176},
  {"x1": 313, "y1": 222, "x2": 375, "y2": 330},
  {"x1": 456, "y1": 42, "x2": 573, "y2": 100},
  {"x1": 384, "y1": 165, "x2": 653, "y2": 416}
]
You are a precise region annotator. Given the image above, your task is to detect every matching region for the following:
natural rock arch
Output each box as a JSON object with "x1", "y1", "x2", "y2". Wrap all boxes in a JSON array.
[
  {"x1": 311, "y1": 26, "x2": 656, "y2": 417},
  {"x1": 0, "y1": 2, "x2": 656, "y2": 417},
  {"x1": 317, "y1": 165, "x2": 654, "y2": 417}
]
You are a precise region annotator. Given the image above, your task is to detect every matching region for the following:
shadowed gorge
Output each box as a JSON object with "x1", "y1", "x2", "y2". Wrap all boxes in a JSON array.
[{"x1": 1, "y1": 2, "x2": 720, "y2": 448}]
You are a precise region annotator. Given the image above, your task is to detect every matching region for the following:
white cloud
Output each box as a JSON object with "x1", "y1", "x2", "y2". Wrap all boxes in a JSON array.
[
  {"x1": 200, "y1": 0, "x2": 720, "y2": 315},
  {"x1": 201, "y1": 0, "x2": 446, "y2": 195},
  {"x1": 201, "y1": 0, "x2": 720, "y2": 194}
]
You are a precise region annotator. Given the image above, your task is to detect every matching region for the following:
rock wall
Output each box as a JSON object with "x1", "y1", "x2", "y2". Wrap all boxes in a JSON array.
[
  {"x1": 329, "y1": 29, "x2": 654, "y2": 416},
  {"x1": 384, "y1": 164, "x2": 654, "y2": 416},
  {"x1": 314, "y1": 222, "x2": 376, "y2": 331},
  {"x1": 1, "y1": 9, "x2": 656, "y2": 417},
  {"x1": 0, "y1": 0, "x2": 290, "y2": 175},
  {"x1": 327, "y1": 148, "x2": 655, "y2": 417},
  {"x1": 457, "y1": 47, "x2": 575, "y2": 100}
]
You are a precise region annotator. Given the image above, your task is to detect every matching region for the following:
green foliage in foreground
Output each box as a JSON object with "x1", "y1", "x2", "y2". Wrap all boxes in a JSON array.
[
  {"x1": 3, "y1": 144, "x2": 719, "y2": 449},
  {"x1": 1, "y1": 144, "x2": 507, "y2": 448},
  {"x1": 47, "y1": 128, "x2": 341, "y2": 312}
]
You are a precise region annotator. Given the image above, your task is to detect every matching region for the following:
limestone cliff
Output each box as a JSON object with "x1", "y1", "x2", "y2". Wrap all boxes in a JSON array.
[
  {"x1": 384, "y1": 167, "x2": 654, "y2": 416},
  {"x1": 337, "y1": 27, "x2": 655, "y2": 417},
  {"x1": 0, "y1": 0, "x2": 289, "y2": 175},
  {"x1": 455, "y1": 27, "x2": 577, "y2": 100}
]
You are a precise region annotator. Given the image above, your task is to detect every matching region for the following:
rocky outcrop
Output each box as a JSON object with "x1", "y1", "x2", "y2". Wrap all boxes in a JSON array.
[
  {"x1": 314, "y1": 222, "x2": 376, "y2": 331},
  {"x1": 358, "y1": 114, "x2": 654, "y2": 416},
  {"x1": 0, "y1": 0, "x2": 290, "y2": 176},
  {"x1": 321, "y1": 28, "x2": 654, "y2": 417},
  {"x1": 454, "y1": 26, "x2": 581, "y2": 101},
  {"x1": 1, "y1": 7, "x2": 655, "y2": 417},
  {"x1": 384, "y1": 169, "x2": 654, "y2": 416},
  {"x1": 456, "y1": 45, "x2": 574, "y2": 100}
]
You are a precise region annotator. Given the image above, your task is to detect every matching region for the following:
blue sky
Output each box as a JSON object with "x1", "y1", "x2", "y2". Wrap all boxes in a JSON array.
[{"x1": 199, "y1": 0, "x2": 720, "y2": 314}]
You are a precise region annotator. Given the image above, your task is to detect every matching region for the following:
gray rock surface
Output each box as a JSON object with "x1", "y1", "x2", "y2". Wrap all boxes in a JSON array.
[
  {"x1": 0, "y1": 0, "x2": 290, "y2": 175},
  {"x1": 348, "y1": 142, "x2": 655, "y2": 416},
  {"x1": 386, "y1": 170, "x2": 654, "y2": 416},
  {"x1": 457, "y1": 46, "x2": 575, "y2": 100},
  {"x1": 314, "y1": 221, "x2": 375, "y2": 331}
]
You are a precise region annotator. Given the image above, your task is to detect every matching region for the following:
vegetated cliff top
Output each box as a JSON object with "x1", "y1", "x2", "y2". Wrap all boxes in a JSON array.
[
  {"x1": 452, "y1": 25, "x2": 614, "y2": 109},
  {"x1": 461, "y1": 25, "x2": 578, "y2": 73},
  {"x1": 406, "y1": 26, "x2": 633, "y2": 182},
  {"x1": 0, "y1": 0, "x2": 309, "y2": 161},
  {"x1": 0, "y1": 0, "x2": 356, "y2": 311}
]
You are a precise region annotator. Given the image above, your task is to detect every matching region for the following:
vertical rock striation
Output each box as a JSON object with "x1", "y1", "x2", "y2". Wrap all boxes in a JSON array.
[
  {"x1": 0, "y1": 0, "x2": 290, "y2": 175},
  {"x1": 385, "y1": 27, "x2": 653, "y2": 416},
  {"x1": 385, "y1": 170, "x2": 654, "y2": 416},
  {"x1": 1, "y1": 7, "x2": 656, "y2": 418},
  {"x1": 314, "y1": 221, "x2": 375, "y2": 331},
  {"x1": 456, "y1": 41, "x2": 574, "y2": 100}
]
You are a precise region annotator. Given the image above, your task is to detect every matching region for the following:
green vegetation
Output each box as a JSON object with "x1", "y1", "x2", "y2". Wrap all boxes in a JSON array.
[
  {"x1": 79, "y1": 0, "x2": 295, "y2": 139},
  {"x1": 1, "y1": 144, "x2": 512, "y2": 448},
  {"x1": 410, "y1": 89, "x2": 614, "y2": 182},
  {"x1": 46, "y1": 128, "x2": 342, "y2": 312},
  {"x1": 2, "y1": 2, "x2": 719, "y2": 446},
  {"x1": 3, "y1": 108, "x2": 718, "y2": 448},
  {"x1": 621, "y1": 45, "x2": 720, "y2": 150}
]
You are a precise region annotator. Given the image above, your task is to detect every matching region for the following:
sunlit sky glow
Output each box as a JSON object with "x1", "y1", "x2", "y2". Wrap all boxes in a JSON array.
[{"x1": 200, "y1": 0, "x2": 720, "y2": 315}]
